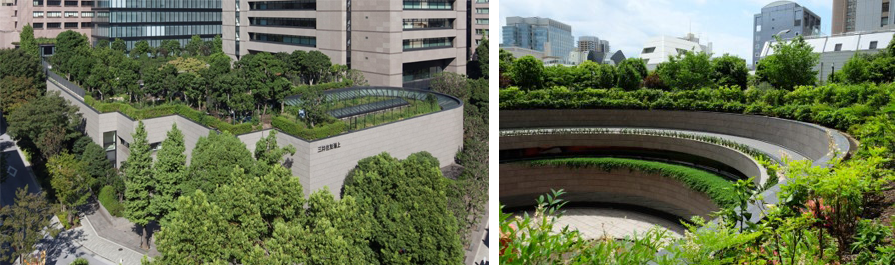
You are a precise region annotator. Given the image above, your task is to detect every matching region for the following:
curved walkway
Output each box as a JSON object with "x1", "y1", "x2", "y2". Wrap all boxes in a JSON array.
[{"x1": 513, "y1": 208, "x2": 686, "y2": 240}]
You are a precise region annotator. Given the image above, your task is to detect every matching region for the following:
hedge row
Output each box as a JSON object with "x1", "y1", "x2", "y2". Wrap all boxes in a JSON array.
[
  {"x1": 271, "y1": 116, "x2": 348, "y2": 140},
  {"x1": 85, "y1": 96, "x2": 253, "y2": 135},
  {"x1": 521, "y1": 157, "x2": 737, "y2": 208},
  {"x1": 98, "y1": 185, "x2": 124, "y2": 217}
]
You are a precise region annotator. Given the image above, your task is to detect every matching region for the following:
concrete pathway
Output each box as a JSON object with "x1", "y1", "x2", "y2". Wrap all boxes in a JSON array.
[
  {"x1": 513, "y1": 208, "x2": 685, "y2": 241},
  {"x1": 464, "y1": 210, "x2": 489, "y2": 265}
]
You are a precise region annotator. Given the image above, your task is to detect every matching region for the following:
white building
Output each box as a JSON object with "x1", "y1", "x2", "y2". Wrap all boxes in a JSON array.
[
  {"x1": 639, "y1": 33, "x2": 713, "y2": 70},
  {"x1": 759, "y1": 30, "x2": 895, "y2": 83}
]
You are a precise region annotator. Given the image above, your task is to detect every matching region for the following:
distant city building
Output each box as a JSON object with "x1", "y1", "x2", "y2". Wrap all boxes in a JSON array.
[
  {"x1": 568, "y1": 50, "x2": 591, "y2": 65},
  {"x1": 501, "y1": 45, "x2": 545, "y2": 60},
  {"x1": 469, "y1": 0, "x2": 489, "y2": 60},
  {"x1": 639, "y1": 33, "x2": 712, "y2": 70},
  {"x1": 502, "y1": 16, "x2": 574, "y2": 63},
  {"x1": 753, "y1": 1, "x2": 821, "y2": 65},
  {"x1": 92, "y1": 0, "x2": 223, "y2": 50},
  {"x1": 607, "y1": 50, "x2": 626, "y2": 65},
  {"x1": 578, "y1": 36, "x2": 609, "y2": 53},
  {"x1": 759, "y1": 31, "x2": 894, "y2": 83},
  {"x1": 833, "y1": 0, "x2": 895, "y2": 34},
  {"x1": 0, "y1": 0, "x2": 93, "y2": 49}
]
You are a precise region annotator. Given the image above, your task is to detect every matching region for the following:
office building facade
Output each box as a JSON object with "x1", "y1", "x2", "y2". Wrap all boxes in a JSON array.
[
  {"x1": 468, "y1": 0, "x2": 488, "y2": 60},
  {"x1": 91, "y1": 0, "x2": 222, "y2": 50},
  {"x1": 833, "y1": 0, "x2": 895, "y2": 34},
  {"x1": 753, "y1": 1, "x2": 821, "y2": 65},
  {"x1": 502, "y1": 16, "x2": 573, "y2": 63},
  {"x1": 0, "y1": 0, "x2": 94, "y2": 49},
  {"x1": 223, "y1": 0, "x2": 468, "y2": 88},
  {"x1": 578, "y1": 35, "x2": 609, "y2": 53},
  {"x1": 760, "y1": 31, "x2": 894, "y2": 83}
]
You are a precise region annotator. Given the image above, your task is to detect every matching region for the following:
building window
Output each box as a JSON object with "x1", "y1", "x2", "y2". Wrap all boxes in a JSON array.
[
  {"x1": 476, "y1": 29, "x2": 488, "y2": 36},
  {"x1": 47, "y1": 11, "x2": 61, "y2": 18},
  {"x1": 756, "y1": 25, "x2": 761, "y2": 32},
  {"x1": 64, "y1": 22, "x2": 78, "y2": 28},
  {"x1": 64, "y1": 11, "x2": 78, "y2": 17},
  {"x1": 249, "y1": 33, "x2": 316, "y2": 47},
  {"x1": 64, "y1": 0, "x2": 77, "y2": 6},
  {"x1": 834, "y1": 43, "x2": 843, "y2": 51},
  {"x1": 885, "y1": 2, "x2": 890, "y2": 12},
  {"x1": 249, "y1": 1, "x2": 316, "y2": 10},
  {"x1": 33, "y1": 0, "x2": 42, "y2": 6},
  {"x1": 870, "y1": 41, "x2": 879, "y2": 50},
  {"x1": 476, "y1": 19, "x2": 488, "y2": 25},
  {"x1": 883, "y1": 17, "x2": 889, "y2": 27},
  {"x1": 249, "y1": 17, "x2": 316, "y2": 28},
  {"x1": 47, "y1": 22, "x2": 61, "y2": 29},
  {"x1": 476, "y1": 8, "x2": 488, "y2": 14},
  {"x1": 81, "y1": 11, "x2": 93, "y2": 18},
  {"x1": 47, "y1": 0, "x2": 60, "y2": 5},
  {"x1": 82, "y1": 1, "x2": 93, "y2": 6},
  {"x1": 33, "y1": 11, "x2": 44, "y2": 18},
  {"x1": 33, "y1": 23, "x2": 43, "y2": 29},
  {"x1": 794, "y1": 19, "x2": 801, "y2": 26},
  {"x1": 676, "y1": 48, "x2": 688, "y2": 55},
  {"x1": 403, "y1": 19, "x2": 453, "y2": 30},
  {"x1": 81, "y1": 22, "x2": 92, "y2": 27},
  {"x1": 403, "y1": 37, "x2": 453, "y2": 50},
  {"x1": 476, "y1": 0, "x2": 488, "y2": 2},
  {"x1": 642, "y1": 47, "x2": 656, "y2": 54},
  {"x1": 403, "y1": 0, "x2": 453, "y2": 10}
]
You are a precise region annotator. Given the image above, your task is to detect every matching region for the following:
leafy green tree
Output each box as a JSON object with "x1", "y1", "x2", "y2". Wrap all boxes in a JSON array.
[
  {"x1": 0, "y1": 47, "x2": 44, "y2": 82},
  {"x1": 756, "y1": 36, "x2": 819, "y2": 90},
  {"x1": 186, "y1": 131, "x2": 255, "y2": 194},
  {"x1": 254, "y1": 130, "x2": 296, "y2": 169},
  {"x1": 575, "y1": 61, "x2": 615, "y2": 89},
  {"x1": 295, "y1": 84, "x2": 329, "y2": 128},
  {"x1": 81, "y1": 141, "x2": 116, "y2": 192},
  {"x1": 279, "y1": 190, "x2": 374, "y2": 264},
  {"x1": 48, "y1": 152, "x2": 92, "y2": 225},
  {"x1": 0, "y1": 76, "x2": 42, "y2": 115},
  {"x1": 7, "y1": 92, "x2": 81, "y2": 159},
  {"x1": 0, "y1": 188, "x2": 57, "y2": 263},
  {"x1": 295, "y1": 50, "x2": 332, "y2": 85},
  {"x1": 475, "y1": 37, "x2": 489, "y2": 78},
  {"x1": 869, "y1": 56, "x2": 895, "y2": 84},
  {"x1": 132, "y1": 40, "x2": 151, "y2": 59},
  {"x1": 840, "y1": 54, "x2": 872, "y2": 84},
  {"x1": 656, "y1": 51, "x2": 714, "y2": 90},
  {"x1": 123, "y1": 121, "x2": 155, "y2": 250},
  {"x1": 151, "y1": 124, "x2": 187, "y2": 225},
  {"x1": 236, "y1": 52, "x2": 289, "y2": 116},
  {"x1": 543, "y1": 65, "x2": 574, "y2": 88},
  {"x1": 344, "y1": 152, "x2": 464, "y2": 264},
  {"x1": 154, "y1": 190, "x2": 230, "y2": 264},
  {"x1": 711, "y1": 54, "x2": 749, "y2": 89},
  {"x1": 19, "y1": 24, "x2": 38, "y2": 59},
  {"x1": 86, "y1": 61, "x2": 113, "y2": 100},
  {"x1": 111, "y1": 38, "x2": 126, "y2": 52},
  {"x1": 510, "y1": 55, "x2": 545, "y2": 90},
  {"x1": 52, "y1": 31, "x2": 90, "y2": 76},
  {"x1": 185, "y1": 35, "x2": 203, "y2": 56},
  {"x1": 616, "y1": 58, "x2": 647, "y2": 90},
  {"x1": 166, "y1": 40, "x2": 182, "y2": 57},
  {"x1": 499, "y1": 48, "x2": 515, "y2": 72},
  {"x1": 112, "y1": 59, "x2": 141, "y2": 102},
  {"x1": 212, "y1": 35, "x2": 223, "y2": 54},
  {"x1": 432, "y1": 72, "x2": 470, "y2": 101},
  {"x1": 95, "y1": 39, "x2": 110, "y2": 49}
]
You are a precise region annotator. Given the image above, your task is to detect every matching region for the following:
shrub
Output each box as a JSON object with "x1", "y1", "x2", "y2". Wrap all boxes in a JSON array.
[
  {"x1": 641, "y1": 72, "x2": 668, "y2": 90},
  {"x1": 511, "y1": 56, "x2": 545, "y2": 90},
  {"x1": 70, "y1": 258, "x2": 89, "y2": 265},
  {"x1": 98, "y1": 185, "x2": 124, "y2": 217}
]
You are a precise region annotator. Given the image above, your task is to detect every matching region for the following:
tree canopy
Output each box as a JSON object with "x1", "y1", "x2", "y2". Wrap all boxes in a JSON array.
[{"x1": 756, "y1": 36, "x2": 819, "y2": 90}]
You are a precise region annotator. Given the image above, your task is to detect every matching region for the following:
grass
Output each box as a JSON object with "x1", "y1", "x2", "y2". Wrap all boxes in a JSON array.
[
  {"x1": 519, "y1": 157, "x2": 737, "y2": 208},
  {"x1": 327, "y1": 96, "x2": 395, "y2": 110},
  {"x1": 98, "y1": 185, "x2": 124, "y2": 217}
]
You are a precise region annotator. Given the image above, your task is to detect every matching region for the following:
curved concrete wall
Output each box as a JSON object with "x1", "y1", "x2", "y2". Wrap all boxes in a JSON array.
[
  {"x1": 500, "y1": 164, "x2": 720, "y2": 220},
  {"x1": 500, "y1": 133, "x2": 769, "y2": 186},
  {"x1": 48, "y1": 79, "x2": 463, "y2": 198},
  {"x1": 500, "y1": 109, "x2": 836, "y2": 161}
]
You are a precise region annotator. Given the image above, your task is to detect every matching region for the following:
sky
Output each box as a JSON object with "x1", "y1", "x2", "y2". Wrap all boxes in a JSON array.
[{"x1": 499, "y1": 0, "x2": 834, "y2": 65}]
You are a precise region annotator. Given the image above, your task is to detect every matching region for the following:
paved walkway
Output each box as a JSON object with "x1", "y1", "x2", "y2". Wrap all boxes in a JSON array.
[
  {"x1": 83, "y1": 202, "x2": 161, "y2": 259},
  {"x1": 514, "y1": 208, "x2": 685, "y2": 240}
]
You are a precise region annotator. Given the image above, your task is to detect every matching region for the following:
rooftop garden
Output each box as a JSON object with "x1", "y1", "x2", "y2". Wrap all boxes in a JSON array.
[
  {"x1": 47, "y1": 31, "x2": 443, "y2": 140},
  {"x1": 499, "y1": 36, "x2": 895, "y2": 264}
]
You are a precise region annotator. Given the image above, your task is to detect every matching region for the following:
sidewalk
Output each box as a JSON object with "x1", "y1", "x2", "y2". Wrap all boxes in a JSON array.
[{"x1": 76, "y1": 213, "x2": 148, "y2": 265}]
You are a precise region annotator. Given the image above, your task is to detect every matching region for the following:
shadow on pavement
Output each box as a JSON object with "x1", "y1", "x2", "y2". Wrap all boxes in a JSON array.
[{"x1": 38, "y1": 227, "x2": 86, "y2": 265}]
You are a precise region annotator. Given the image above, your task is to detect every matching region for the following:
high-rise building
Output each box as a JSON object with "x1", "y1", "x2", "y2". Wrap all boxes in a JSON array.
[
  {"x1": 469, "y1": 0, "x2": 488, "y2": 60},
  {"x1": 0, "y1": 0, "x2": 95, "y2": 49},
  {"x1": 91, "y1": 0, "x2": 222, "y2": 50},
  {"x1": 502, "y1": 16, "x2": 573, "y2": 63},
  {"x1": 578, "y1": 36, "x2": 609, "y2": 53},
  {"x1": 223, "y1": 0, "x2": 468, "y2": 88},
  {"x1": 833, "y1": 0, "x2": 895, "y2": 35},
  {"x1": 753, "y1": 1, "x2": 821, "y2": 65}
]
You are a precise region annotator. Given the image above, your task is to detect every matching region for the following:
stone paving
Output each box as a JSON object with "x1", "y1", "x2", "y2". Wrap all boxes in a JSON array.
[
  {"x1": 516, "y1": 208, "x2": 685, "y2": 240},
  {"x1": 84, "y1": 202, "x2": 161, "y2": 259}
]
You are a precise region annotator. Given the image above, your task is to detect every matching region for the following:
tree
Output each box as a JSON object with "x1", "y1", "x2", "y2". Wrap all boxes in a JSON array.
[
  {"x1": 237, "y1": 52, "x2": 289, "y2": 116},
  {"x1": 499, "y1": 48, "x2": 516, "y2": 73},
  {"x1": 81, "y1": 141, "x2": 116, "y2": 192},
  {"x1": 0, "y1": 48, "x2": 44, "y2": 82},
  {"x1": 711, "y1": 54, "x2": 749, "y2": 89},
  {"x1": 295, "y1": 85, "x2": 329, "y2": 128},
  {"x1": 616, "y1": 58, "x2": 647, "y2": 90},
  {"x1": 756, "y1": 36, "x2": 819, "y2": 90},
  {"x1": 574, "y1": 61, "x2": 615, "y2": 89},
  {"x1": 300, "y1": 51, "x2": 332, "y2": 85},
  {"x1": 154, "y1": 190, "x2": 230, "y2": 264},
  {"x1": 475, "y1": 37, "x2": 489, "y2": 79},
  {"x1": 6, "y1": 92, "x2": 80, "y2": 159},
  {"x1": 48, "y1": 152, "x2": 92, "y2": 225},
  {"x1": 132, "y1": 40, "x2": 151, "y2": 59},
  {"x1": 432, "y1": 72, "x2": 470, "y2": 101},
  {"x1": 273, "y1": 191, "x2": 374, "y2": 264},
  {"x1": 0, "y1": 76, "x2": 42, "y2": 115},
  {"x1": 95, "y1": 39, "x2": 110, "y2": 49},
  {"x1": 212, "y1": 35, "x2": 223, "y2": 54},
  {"x1": 510, "y1": 55, "x2": 545, "y2": 90},
  {"x1": 343, "y1": 152, "x2": 464, "y2": 264},
  {"x1": 19, "y1": 24, "x2": 38, "y2": 59},
  {"x1": 0, "y1": 188, "x2": 57, "y2": 264},
  {"x1": 869, "y1": 56, "x2": 895, "y2": 84},
  {"x1": 166, "y1": 40, "x2": 182, "y2": 57},
  {"x1": 839, "y1": 54, "x2": 871, "y2": 84},
  {"x1": 656, "y1": 51, "x2": 714, "y2": 90},
  {"x1": 123, "y1": 121, "x2": 155, "y2": 250},
  {"x1": 186, "y1": 131, "x2": 255, "y2": 194},
  {"x1": 254, "y1": 130, "x2": 296, "y2": 169},
  {"x1": 111, "y1": 38, "x2": 126, "y2": 52},
  {"x1": 151, "y1": 124, "x2": 186, "y2": 225},
  {"x1": 185, "y1": 35, "x2": 203, "y2": 56}
]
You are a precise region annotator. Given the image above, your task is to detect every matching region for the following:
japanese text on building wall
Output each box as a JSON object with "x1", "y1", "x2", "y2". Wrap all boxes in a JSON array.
[{"x1": 318, "y1": 142, "x2": 341, "y2": 153}]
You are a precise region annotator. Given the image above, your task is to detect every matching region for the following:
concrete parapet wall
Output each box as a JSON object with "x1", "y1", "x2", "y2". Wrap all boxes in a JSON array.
[
  {"x1": 500, "y1": 133, "x2": 768, "y2": 186},
  {"x1": 48, "y1": 79, "x2": 463, "y2": 197},
  {"x1": 500, "y1": 164, "x2": 720, "y2": 220},
  {"x1": 500, "y1": 109, "x2": 834, "y2": 161}
]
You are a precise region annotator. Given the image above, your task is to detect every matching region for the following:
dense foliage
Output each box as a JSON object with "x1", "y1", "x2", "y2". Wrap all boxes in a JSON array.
[
  {"x1": 0, "y1": 188, "x2": 57, "y2": 263},
  {"x1": 756, "y1": 36, "x2": 819, "y2": 90}
]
